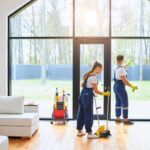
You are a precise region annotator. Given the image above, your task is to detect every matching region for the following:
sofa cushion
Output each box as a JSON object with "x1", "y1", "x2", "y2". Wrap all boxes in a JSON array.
[
  {"x1": 0, "y1": 136, "x2": 8, "y2": 150},
  {"x1": 0, "y1": 113, "x2": 38, "y2": 127},
  {"x1": 0, "y1": 96, "x2": 24, "y2": 114}
]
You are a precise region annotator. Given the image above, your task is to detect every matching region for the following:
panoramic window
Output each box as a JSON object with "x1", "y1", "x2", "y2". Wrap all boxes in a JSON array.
[
  {"x1": 9, "y1": 0, "x2": 150, "y2": 120},
  {"x1": 10, "y1": 39, "x2": 73, "y2": 118},
  {"x1": 112, "y1": 0, "x2": 150, "y2": 36},
  {"x1": 10, "y1": 0, "x2": 73, "y2": 37},
  {"x1": 75, "y1": 0, "x2": 109, "y2": 36},
  {"x1": 111, "y1": 39, "x2": 150, "y2": 119}
]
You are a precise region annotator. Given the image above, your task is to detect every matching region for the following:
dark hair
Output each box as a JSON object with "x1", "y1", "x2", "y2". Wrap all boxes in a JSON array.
[
  {"x1": 117, "y1": 55, "x2": 124, "y2": 61},
  {"x1": 82, "y1": 61, "x2": 102, "y2": 82}
]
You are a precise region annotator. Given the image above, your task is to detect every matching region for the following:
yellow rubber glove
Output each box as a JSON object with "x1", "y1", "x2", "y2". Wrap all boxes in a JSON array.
[
  {"x1": 125, "y1": 60, "x2": 132, "y2": 68},
  {"x1": 130, "y1": 85, "x2": 138, "y2": 92},
  {"x1": 102, "y1": 91, "x2": 110, "y2": 96}
]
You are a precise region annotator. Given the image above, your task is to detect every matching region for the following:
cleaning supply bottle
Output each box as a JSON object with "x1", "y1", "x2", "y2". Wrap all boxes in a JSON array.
[
  {"x1": 55, "y1": 88, "x2": 58, "y2": 110},
  {"x1": 62, "y1": 90, "x2": 66, "y2": 110}
]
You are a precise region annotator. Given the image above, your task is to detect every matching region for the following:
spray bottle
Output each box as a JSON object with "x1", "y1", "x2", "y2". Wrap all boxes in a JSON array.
[
  {"x1": 63, "y1": 90, "x2": 66, "y2": 110},
  {"x1": 55, "y1": 88, "x2": 58, "y2": 109}
]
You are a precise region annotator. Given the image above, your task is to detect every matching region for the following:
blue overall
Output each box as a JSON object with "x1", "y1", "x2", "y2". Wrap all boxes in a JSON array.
[
  {"x1": 77, "y1": 75, "x2": 97, "y2": 133},
  {"x1": 113, "y1": 66, "x2": 128, "y2": 119}
]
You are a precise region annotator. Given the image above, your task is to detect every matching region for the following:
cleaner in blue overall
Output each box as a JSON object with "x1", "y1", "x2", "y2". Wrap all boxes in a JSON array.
[
  {"x1": 114, "y1": 55, "x2": 138, "y2": 125},
  {"x1": 77, "y1": 61, "x2": 110, "y2": 139}
]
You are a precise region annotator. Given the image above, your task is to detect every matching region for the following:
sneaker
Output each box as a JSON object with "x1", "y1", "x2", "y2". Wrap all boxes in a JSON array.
[
  {"x1": 87, "y1": 134, "x2": 99, "y2": 139},
  {"x1": 115, "y1": 119, "x2": 123, "y2": 123},
  {"x1": 77, "y1": 132, "x2": 86, "y2": 136},
  {"x1": 123, "y1": 120, "x2": 134, "y2": 125}
]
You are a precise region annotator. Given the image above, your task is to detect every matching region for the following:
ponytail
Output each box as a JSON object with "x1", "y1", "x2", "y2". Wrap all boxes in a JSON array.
[{"x1": 82, "y1": 61, "x2": 102, "y2": 82}]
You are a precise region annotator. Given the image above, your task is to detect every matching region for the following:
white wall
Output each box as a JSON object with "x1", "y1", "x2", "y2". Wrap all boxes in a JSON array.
[{"x1": 0, "y1": 0, "x2": 31, "y2": 95}]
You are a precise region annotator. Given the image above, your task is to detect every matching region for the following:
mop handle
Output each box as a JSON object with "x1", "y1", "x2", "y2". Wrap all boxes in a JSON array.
[
  {"x1": 106, "y1": 95, "x2": 110, "y2": 130},
  {"x1": 94, "y1": 95, "x2": 100, "y2": 127}
]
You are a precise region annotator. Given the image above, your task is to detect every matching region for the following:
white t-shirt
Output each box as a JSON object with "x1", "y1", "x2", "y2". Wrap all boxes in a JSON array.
[
  {"x1": 114, "y1": 65, "x2": 127, "y2": 80},
  {"x1": 86, "y1": 75, "x2": 98, "y2": 88}
]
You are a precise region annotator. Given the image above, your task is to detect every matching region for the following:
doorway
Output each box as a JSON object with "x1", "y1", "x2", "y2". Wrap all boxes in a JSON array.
[{"x1": 73, "y1": 38, "x2": 111, "y2": 119}]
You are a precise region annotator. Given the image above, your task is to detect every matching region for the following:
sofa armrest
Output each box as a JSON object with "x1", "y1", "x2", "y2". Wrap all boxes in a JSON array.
[
  {"x1": 24, "y1": 104, "x2": 39, "y2": 114},
  {"x1": 0, "y1": 136, "x2": 8, "y2": 150}
]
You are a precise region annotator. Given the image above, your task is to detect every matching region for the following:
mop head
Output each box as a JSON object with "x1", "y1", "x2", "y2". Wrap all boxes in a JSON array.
[
  {"x1": 100, "y1": 130, "x2": 111, "y2": 138},
  {"x1": 96, "y1": 125, "x2": 105, "y2": 137}
]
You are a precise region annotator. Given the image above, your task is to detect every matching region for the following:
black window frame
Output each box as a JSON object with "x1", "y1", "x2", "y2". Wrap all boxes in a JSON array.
[{"x1": 8, "y1": 0, "x2": 150, "y2": 121}]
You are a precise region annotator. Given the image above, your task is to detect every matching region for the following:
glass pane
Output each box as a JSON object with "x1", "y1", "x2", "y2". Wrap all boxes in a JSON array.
[
  {"x1": 112, "y1": 0, "x2": 150, "y2": 37},
  {"x1": 80, "y1": 44, "x2": 104, "y2": 115},
  {"x1": 10, "y1": 0, "x2": 73, "y2": 37},
  {"x1": 10, "y1": 39, "x2": 73, "y2": 118},
  {"x1": 111, "y1": 39, "x2": 150, "y2": 119},
  {"x1": 75, "y1": 0, "x2": 109, "y2": 36}
]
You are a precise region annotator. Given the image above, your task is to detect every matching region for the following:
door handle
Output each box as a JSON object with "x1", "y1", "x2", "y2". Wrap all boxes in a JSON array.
[{"x1": 104, "y1": 86, "x2": 110, "y2": 91}]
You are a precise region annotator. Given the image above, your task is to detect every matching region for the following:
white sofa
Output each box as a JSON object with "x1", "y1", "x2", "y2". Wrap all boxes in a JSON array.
[
  {"x1": 0, "y1": 96, "x2": 39, "y2": 138},
  {"x1": 0, "y1": 136, "x2": 8, "y2": 150}
]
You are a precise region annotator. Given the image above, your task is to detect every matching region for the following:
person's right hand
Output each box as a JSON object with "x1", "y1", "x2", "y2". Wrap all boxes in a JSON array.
[
  {"x1": 130, "y1": 85, "x2": 138, "y2": 92},
  {"x1": 102, "y1": 91, "x2": 110, "y2": 96}
]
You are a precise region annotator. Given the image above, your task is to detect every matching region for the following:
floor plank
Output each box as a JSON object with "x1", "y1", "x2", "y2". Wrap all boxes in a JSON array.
[{"x1": 8, "y1": 121, "x2": 150, "y2": 150}]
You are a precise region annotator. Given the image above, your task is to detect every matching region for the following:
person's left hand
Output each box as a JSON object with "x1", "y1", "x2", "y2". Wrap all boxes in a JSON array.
[
  {"x1": 125, "y1": 60, "x2": 132, "y2": 68},
  {"x1": 102, "y1": 91, "x2": 110, "y2": 96}
]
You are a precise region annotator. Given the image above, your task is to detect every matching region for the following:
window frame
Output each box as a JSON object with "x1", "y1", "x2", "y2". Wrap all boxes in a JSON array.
[{"x1": 8, "y1": 0, "x2": 150, "y2": 121}]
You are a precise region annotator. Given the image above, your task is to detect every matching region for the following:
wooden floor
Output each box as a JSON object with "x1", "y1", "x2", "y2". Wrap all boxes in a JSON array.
[{"x1": 9, "y1": 121, "x2": 150, "y2": 150}]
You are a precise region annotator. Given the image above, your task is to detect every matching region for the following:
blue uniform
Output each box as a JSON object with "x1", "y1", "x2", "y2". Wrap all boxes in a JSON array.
[
  {"x1": 77, "y1": 75, "x2": 97, "y2": 133},
  {"x1": 113, "y1": 66, "x2": 128, "y2": 118}
]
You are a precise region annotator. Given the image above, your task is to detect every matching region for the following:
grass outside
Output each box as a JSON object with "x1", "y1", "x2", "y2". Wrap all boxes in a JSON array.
[{"x1": 12, "y1": 80, "x2": 150, "y2": 101}]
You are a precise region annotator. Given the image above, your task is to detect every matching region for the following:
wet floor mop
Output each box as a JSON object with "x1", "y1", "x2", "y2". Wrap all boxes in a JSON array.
[
  {"x1": 94, "y1": 94, "x2": 111, "y2": 138},
  {"x1": 94, "y1": 95, "x2": 105, "y2": 136}
]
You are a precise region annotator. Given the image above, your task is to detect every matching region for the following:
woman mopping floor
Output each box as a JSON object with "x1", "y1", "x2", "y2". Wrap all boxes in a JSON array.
[{"x1": 76, "y1": 61, "x2": 110, "y2": 139}]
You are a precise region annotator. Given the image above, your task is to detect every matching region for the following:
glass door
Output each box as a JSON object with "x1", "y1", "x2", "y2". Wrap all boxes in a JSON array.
[{"x1": 73, "y1": 39, "x2": 111, "y2": 119}]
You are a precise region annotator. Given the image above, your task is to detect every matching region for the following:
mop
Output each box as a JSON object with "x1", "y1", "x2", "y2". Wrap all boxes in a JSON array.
[
  {"x1": 94, "y1": 94, "x2": 111, "y2": 138},
  {"x1": 94, "y1": 95, "x2": 105, "y2": 137},
  {"x1": 100, "y1": 95, "x2": 111, "y2": 138}
]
